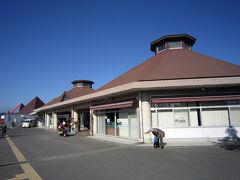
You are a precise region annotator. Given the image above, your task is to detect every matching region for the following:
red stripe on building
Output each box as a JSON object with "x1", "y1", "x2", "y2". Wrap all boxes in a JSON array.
[
  {"x1": 90, "y1": 101, "x2": 133, "y2": 111},
  {"x1": 151, "y1": 95, "x2": 240, "y2": 103}
]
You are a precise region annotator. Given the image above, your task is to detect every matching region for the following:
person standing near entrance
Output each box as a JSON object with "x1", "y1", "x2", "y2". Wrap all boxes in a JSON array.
[
  {"x1": 145, "y1": 128, "x2": 165, "y2": 149},
  {"x1": 1, "y1": 122, "x2": 7, "y2": 138}
]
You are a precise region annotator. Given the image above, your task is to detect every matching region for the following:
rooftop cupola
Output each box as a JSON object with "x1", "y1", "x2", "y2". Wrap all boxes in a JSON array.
[
  {"x1": 151, "y1": 34, "x2": 196, "y2": 54},
  {"x1": 71, "y1": 80, "x2": 94, "y2": 88}
]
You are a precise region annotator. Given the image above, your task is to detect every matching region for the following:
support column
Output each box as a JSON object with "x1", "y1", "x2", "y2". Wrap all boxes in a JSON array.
[
  {"x1": 90, "y1": 110, "x2": 97, "y2": 135},
  {"x1": 71, "y1": 108, "x2": 79, "y2": 132},
  {"x1": 53, "y1": 113, "x2": 58, "y2": 129},
  {"x1": 141, "y1": 92, "x2": 151, "y2": 143},
  {"x1": 45, "y1": 113, "x2": 50, "y2": 128},
  {"x1": 79, "y1": 113, "x2": 84, "y2": 130},
  {"x1": 74, "y1": 110, "x2": 78, "y2": 131}
]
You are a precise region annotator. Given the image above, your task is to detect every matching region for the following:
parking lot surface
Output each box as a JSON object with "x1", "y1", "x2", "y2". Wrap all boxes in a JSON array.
[{"x1": 1, "y1": 128, "x2": 240, "y2": 180}]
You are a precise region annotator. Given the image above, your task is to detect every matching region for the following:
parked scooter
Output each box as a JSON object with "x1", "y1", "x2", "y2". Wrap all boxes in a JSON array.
[
  {"x1": 58, "y1": 122, "x2": 69, "y2": 137},
  {"x1": 58, "y1": 127, "x2": 69, "y2": 137}
]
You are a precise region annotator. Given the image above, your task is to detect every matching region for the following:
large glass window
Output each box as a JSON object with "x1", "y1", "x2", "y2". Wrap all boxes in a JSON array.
[
  {"x1": 174, "y1": 109, "x2": 189, "y2": 127},
  {"x1": 129, "y1": 112, "x2": 139, "y2": 139},
  {"x1": 158, "y1": 110, "x2": 174, "y2": 127},
  {"x1": 169, "y1": 41, "x2": 182, "y2": 49},
  {"x1": 151, "y1": 100, "x2": 240, "y2": 128},
  {"x1": 97, "y1": 109, "x2": 139, "y2": 139},
  {"x1": 189, "y1": 109, "x2": 199, "y2": 126},
  {"x1": 230, "y1": 107, "x2": 240, "y2": 126},
  {"x1": 201, "y1": 108, "x2": 229, "y2": 126},
  {"x1": 118, "y1": 112, "x2": 128, "y2": 138}
]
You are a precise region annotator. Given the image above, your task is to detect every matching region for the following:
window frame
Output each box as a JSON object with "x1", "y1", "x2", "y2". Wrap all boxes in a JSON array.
[
  {"x1": 168, "y1": 40, "x2": 183, "y2": 50},
  {"x1": 151, "y1": 101, "x2": 240, "y2": 128}
]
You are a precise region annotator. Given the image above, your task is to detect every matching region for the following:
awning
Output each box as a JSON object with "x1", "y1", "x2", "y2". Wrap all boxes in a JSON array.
[
  {"x1": 90, "y1": 100, "x2": 133, "y2": 111},
  {"x1": 152, "y1": 95, "x2": 240, "y2": 104}
]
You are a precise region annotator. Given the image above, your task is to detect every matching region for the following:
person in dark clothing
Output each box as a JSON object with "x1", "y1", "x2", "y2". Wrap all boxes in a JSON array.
[
  {"x1": 145, "y1": 128, "x2": 165, "y2": 149},
  {"x1": 1, "y1": 122, "x2": 7, "y2": 138},
  {"x1": 153, "y1": 134, "x2": 160, "y2": 149}
]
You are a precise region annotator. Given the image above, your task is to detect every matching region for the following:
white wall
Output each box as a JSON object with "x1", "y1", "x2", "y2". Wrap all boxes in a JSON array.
[{"x1": 158, "y1": 126, "x2": 240, "y2": 138}]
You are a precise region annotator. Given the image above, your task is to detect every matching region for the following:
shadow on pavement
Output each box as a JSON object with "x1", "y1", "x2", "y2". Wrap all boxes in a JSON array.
[{"x1": 217, "y1": 125, "x2": 240, "y2": 151}]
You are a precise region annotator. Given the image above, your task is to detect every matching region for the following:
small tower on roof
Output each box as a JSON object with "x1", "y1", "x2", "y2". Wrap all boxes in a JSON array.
[
  {"x1": 71, "y1": 80, "x2": 94, "y2": 88},
  {"x1": 151, "y1": 34, "x2": 196, "y2": 55}
]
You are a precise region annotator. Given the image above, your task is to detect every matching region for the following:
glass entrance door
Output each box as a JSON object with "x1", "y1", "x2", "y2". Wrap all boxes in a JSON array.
[
  {"x1": 98, "y1": 113, "x2": 105, "y2": 134},
  {"x1": 105, "y1": 112, "x2": 115, "y2": 136}
]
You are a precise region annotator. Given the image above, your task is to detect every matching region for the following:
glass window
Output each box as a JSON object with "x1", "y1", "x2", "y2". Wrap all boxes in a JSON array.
[
  {"x1": 156, "y1": 103, "x2": 174, "y2": 108},
  {"x1": 151, "y1": 110, "x2": 157, "y2": 127},
  {"x1": 201, "y1": 101, "x2": 228, "y2": 106},
  {"x1": 229, "y1": 100, "x2": 240, "y2": 105},
  {"x1": 172, "y1": 102, "x2": 187, "y2": 107},
  {"x1": 97, "y1": 113, "x2": 105, "y2": 134},
  {"x1": 189, "y1": 109, "x2": 199, "y2": 126},
  {"x1": 201, "y1": 108, "x2": 229, "y2": 126},
  {"x1": 118, "y1": 112, "x2": 128, "y2": 138},
  {"x1": 188, "y1": 102, "x2": 197, "y2": 107},
  {"x1": 158, "y1": 110, "x2": 174, "y2": 127},
  {"x1": 174, "y1": 109, "x2": 189, "y2": 127},
  {"x1": 83, "y1": 83, "x2": 90, "y2": 87},
  {"x1": 157, "y1": 43, "x2": 165, "y2": 52},
  {"x1": 230, "y1": 107, "x2": 240, "y2": 126},
  {"x1": 184, "y1": 42, "x2": 191, "y2": 50},
  {"x1": 169, "y1": 41, "x2": 182, "y2": 49},
  {"x1": 129, "y1": 112, "x2": 139, "y2": 139}
]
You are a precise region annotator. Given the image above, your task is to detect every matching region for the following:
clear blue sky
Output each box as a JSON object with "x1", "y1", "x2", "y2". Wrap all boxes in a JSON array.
[{"x1": 1, "y1": 0, "x2": 240, "y2": 112}]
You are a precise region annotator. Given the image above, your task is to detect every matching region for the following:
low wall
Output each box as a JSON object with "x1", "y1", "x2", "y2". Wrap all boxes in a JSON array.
[{"x1": 158, "y1": 126, "x2": 240, "y2": 138}]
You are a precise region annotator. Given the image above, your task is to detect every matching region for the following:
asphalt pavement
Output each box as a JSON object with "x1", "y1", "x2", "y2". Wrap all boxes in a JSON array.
[{"x1": 1, "y1": 127, "x2": 240, "y2": 180}]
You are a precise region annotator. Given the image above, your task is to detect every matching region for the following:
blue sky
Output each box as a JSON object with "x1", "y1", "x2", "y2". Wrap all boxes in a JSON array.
[{"x1": 0, "y1": 0, "x2": 240, "y2": 112}]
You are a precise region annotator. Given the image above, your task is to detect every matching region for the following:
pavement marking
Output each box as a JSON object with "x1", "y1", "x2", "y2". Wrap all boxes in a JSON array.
[
  {"x1": 5, "y1": 135, "x2": 43, "y2": 180},
  {"x1": 6, "y1": 136, "x2": 26, "y2": 162}
]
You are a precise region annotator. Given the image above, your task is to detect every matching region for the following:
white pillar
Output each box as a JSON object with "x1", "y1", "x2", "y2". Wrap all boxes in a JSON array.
[
  {"x1": 74, "y1": 110, "x2": 78, "y2": 131},
  {"x1": 90, "y1": 110, "x2": 97, "y2": 135},
  {"x1": 46, "y1": 113, "x2": 50, "y2": 128},
  {"x1": 53, "y1": 113, "x2": 58, "y2": 129},
  {"x1": 138, "y1": 92, "x2": 144, "y2": 142},
  {"x1": 71, "y1": 108, "x2": 79, "y2": 132},
  {"x1": 141, "y1": 92, "x2": 151, "y2": 143}
]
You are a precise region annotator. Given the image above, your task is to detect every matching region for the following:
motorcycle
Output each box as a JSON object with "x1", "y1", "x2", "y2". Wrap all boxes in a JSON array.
[{"x1": 58, "y1": 127, "x2": 69, "y2": 137}]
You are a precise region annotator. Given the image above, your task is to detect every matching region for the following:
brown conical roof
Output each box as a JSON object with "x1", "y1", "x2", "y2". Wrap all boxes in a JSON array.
[
  {"x1": 97, "y1": 49, "x2": 240, "y2": 91},
  {"x1": 18, "y1": 97, "x2": 45, "y2": 115},
  {"x1": 43, "y1": 86, "x2": 95, "y2": 107}
]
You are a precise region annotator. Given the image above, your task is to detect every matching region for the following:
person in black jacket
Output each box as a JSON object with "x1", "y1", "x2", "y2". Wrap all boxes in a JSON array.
[{"x1": 1, "y1": 122, "x2": 7, "y2": 138}]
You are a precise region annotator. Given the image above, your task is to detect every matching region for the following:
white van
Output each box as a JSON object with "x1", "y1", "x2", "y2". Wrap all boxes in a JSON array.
[{"x1": 22, "y1": 119, "x2": 37, "y2": 128}]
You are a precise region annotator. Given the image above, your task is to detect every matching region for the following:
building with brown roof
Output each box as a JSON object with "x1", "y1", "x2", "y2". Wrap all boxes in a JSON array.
[
  {"x1": 37, "y1": 80, "x2": 95, "y2": 130},
  {"x1": 1, "y1": 97, "x2": 45, "y2": 128},
  {"x1": 19, "y1": 96, "x2": 45, "y2": 115},
  {"x1": 35, "y1": 34, "x2": 240, "y2": 143}
]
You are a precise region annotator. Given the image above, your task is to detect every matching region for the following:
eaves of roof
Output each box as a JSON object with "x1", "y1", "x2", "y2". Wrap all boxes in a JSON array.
[{"x1": 34, "y1": 76, "x2": 240, "y2": 112}]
